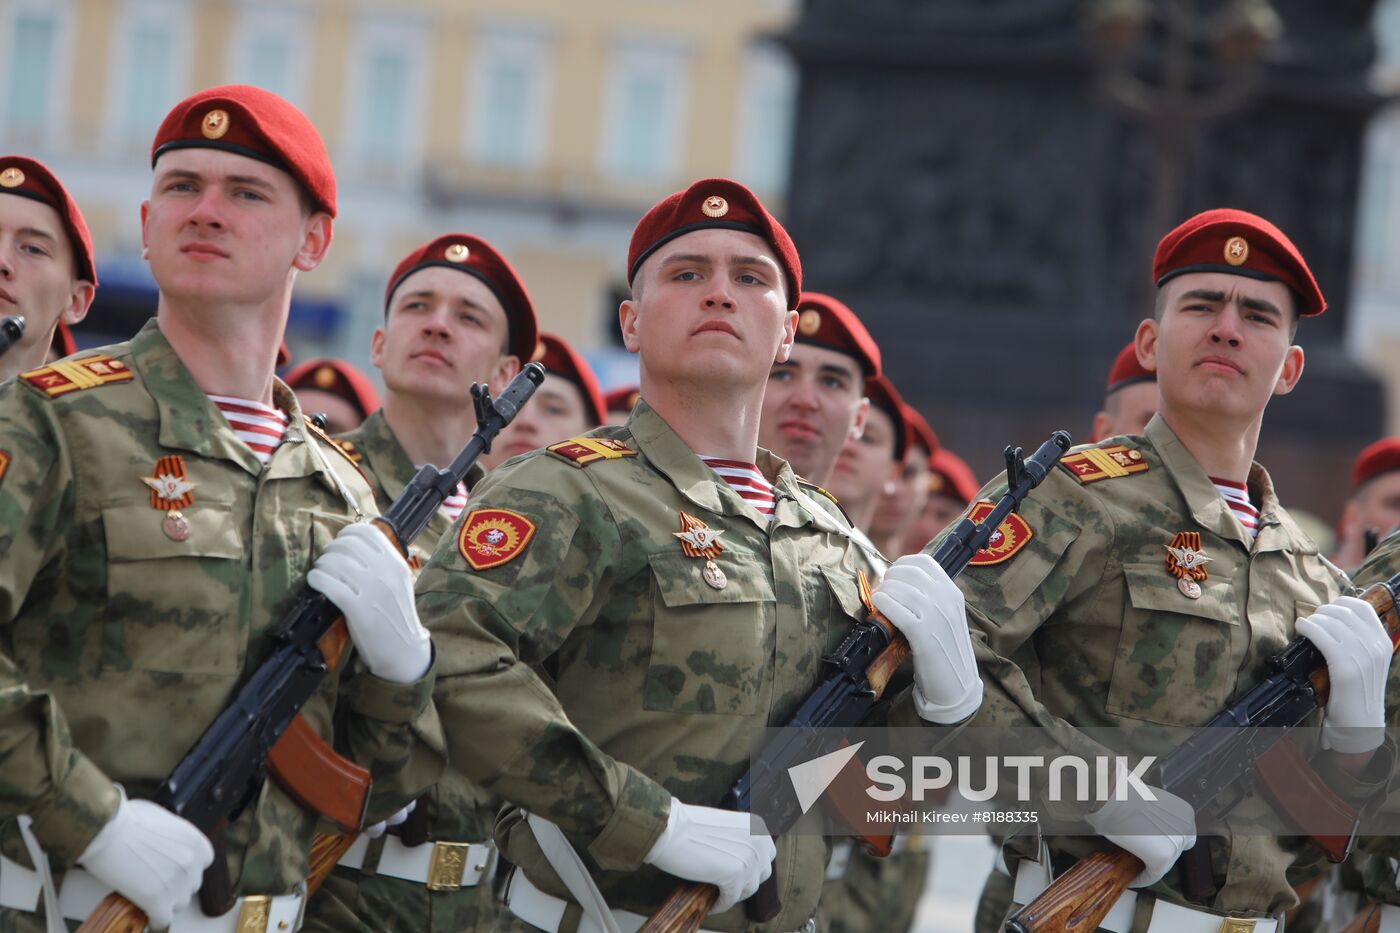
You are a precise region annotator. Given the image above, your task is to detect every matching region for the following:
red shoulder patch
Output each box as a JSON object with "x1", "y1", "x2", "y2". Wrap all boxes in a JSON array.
[
  {"x1": 967, "y1": 500, "x2": 1034, "y2": 566},
  {"x1": 546, "y1": 437, "x2": 637, "y2": 467},
  {"x1": 21, "y1": 355, "x2": 134, "y2": 397},
  {"x1": 458, "y1": 508, "x2": 537, "y2": 571},
  {"x1": 1060, "y1": 445, "x2": 1149, "y2": 485}
]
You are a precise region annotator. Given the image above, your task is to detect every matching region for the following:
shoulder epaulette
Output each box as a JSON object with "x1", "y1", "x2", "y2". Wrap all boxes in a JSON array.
[
  {"x1": 797, "y1": 478, "x2": 853, "y2": 524},
  {"x1": 546, "y1": 437, "x2": 637, "y2": 467},
  {"x1": 304, "y1": 416, "x2": 364, "y2": 472},
  {"x1": 21, "y1": 355, "x2": 134, "y2": 397},
  {"x1": 1059, "y1": 444, "x2": 1150, "y2": 485},
  {"x1": 330, "y1": 437, "x2": 364, "y2": 464}
]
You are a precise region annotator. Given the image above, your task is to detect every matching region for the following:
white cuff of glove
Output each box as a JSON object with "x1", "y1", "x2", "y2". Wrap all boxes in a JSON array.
[
  {"x1": 1085, "y1": 783, "x2": 1196, "y2": 889},
  {"x1": 1297, "y1": 595, "x2": 1392, "y2": 755},
  {"x1": 642, "y1": 799, "x2": 775, "y2": 914},
  {"x1": 911, "y1": 680, "x2": 984, "y2": 725}
]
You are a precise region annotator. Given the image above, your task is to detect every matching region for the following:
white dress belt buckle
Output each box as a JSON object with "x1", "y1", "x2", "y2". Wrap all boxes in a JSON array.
[{"x1": 339, "y1": 835, "x2": 493, "y2": 890}]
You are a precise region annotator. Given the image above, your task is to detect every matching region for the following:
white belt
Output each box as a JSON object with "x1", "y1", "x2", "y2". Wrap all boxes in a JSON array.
[
  {"x1": 336, "y1": 834, "x2": 493, "y2": 891},
  {"x1": 0, "y1": 853, "x2": 304, "y2": 933},
  {"x1": 1012, "y1": 859, "x2": 1277, "y2": 933},
  {"x1": 503, "y1": 868, "x2": 816, "y2": 933}
]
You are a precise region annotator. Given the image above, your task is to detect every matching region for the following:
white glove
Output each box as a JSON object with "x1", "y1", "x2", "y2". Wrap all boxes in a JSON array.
[
  {"x1": 869, "y1": 553, "x2": 983, "y2": 723},
  {"x1": 1086, "y1": 784, "x2": 1196, "y2": 888},
  {"x1": 77, "y1": 789, "x2": 213, "y2": 930},
  {"x1": 308, "y1": 522, "x2": 432, "y2": 684},
  {"x1": 642, "y1": 799, "x2": 776, "y2": 914},
  {"x1": 1297, "y1": 595, "x2": 1393, "y2": 753},
  {"x1": 364, "y1": 800, "x2": 416, "y2": 839}
]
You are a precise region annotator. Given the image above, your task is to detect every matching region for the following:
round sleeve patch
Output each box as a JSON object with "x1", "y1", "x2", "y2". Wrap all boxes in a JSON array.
[
  {"x1": 966, "y1": 499, "x2": 1034, "y2": 566},
  {"x1": 458, "y1": 508, "x2": 537, "y2": 570}
]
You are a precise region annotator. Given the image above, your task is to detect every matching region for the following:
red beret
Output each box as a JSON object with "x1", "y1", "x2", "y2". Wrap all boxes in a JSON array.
[
  {"x1": 0, "y1": 156, "x2": 97, "y2": 285},
  {"x1": 628, "y1": 178, "x2": 801, "y2": 309},
  {"x1": 1153, "y1": 208, "x2": 1325, "y2": 317},
  {"x1": 276, "y1": 341, "x2": 291, "y2": 368},
  {"x1": 794, "y1": 292, "x2": 881, "y2": 377},
  {"x1": 530, "y1": 333, "x2": 606, "y2": 428},
  {"x1": 1105, "y1": 341, "x2": 1155, "y2": 395},
  {"x1": 605, "y1": 385, "x2": 641, "y2": 416},
  {"x1": 283, "y1": 358, "x2": 381, "y2": 420},
  {"x1": 52, "y1": 321, "x2": 77, "y2": 358},
  {"x1": 385, "y1": 234, "x2": 538, "y2": 364},
  {"x1": 928, "y1": 449, "x2": 980, "y2": 506},
  {"x1": 152, "y1": 85, "x2": 336, "y2": 217},
  {"x1": 863, "y1": 374, "x2": 909, "y2": 463},
  {"x1": 901, "y1": 403, "x2": 940, "y2": 459},
  {"x1": 1353, "y1": 437, "x2": 1400, "y2": 489}
]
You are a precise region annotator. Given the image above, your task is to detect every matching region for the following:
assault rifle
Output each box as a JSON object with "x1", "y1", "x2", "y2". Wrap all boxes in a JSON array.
[
  {"x1": 78, "y1": 363, "x2": 545, "y2": 933},
  {"x1": 1006, "y1": 569, "x2": 1400, "y2": 933},
  {"x1": 0, "y1": 315, "x2": 25, "y2": 358},
  {"x1": 639, "y1": 430, "x2": 1072, "y2": 933}
]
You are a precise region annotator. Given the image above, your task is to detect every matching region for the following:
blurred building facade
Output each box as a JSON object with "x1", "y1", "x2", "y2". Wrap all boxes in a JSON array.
[{"x1": 0, "y1": 0, "x2": 797, "y2": 384}]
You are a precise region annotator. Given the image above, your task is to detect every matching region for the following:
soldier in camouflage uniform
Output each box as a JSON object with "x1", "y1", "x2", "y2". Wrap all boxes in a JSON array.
[
  {"x1": 416, "y1": 177, "x2": 985, "y2": 932},
  {"x1": 0, "y1": 156, "x2": 96, "y2": 381},
  {"x1": 940, "y1": 209, "x2": 1395, "y2": 932},
  {"x1": 0, "y1": 86, "x2": 444, "y2": 933},
  {"x1": 483, "y1": 332, "x2": 608, "y2": 470},
  {"x1": 306, "y1": 233, "x2": 537, "y2": 933}
]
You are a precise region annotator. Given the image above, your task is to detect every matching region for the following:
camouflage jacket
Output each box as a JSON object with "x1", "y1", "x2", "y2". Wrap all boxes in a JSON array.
[
  {"x1": 418, "y1": 400, "x2": 926, "y2": 932},
  {"x1": 939, "y1": 414, "x2": 1386, "y2": 917},
  {"x1": 333, "y1": 409, "x2": 496, "y2": 844},
  {"x1": 0, "y1": 321, "x2": 444, "y2": 896}
]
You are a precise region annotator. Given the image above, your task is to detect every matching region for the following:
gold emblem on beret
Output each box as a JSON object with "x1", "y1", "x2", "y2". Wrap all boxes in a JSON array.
[
  {"x1": 445, "y1": 243, "x2": 470, "y2": 263},
  {"x1": 701, "y1": 195, "x2": 729, "y2": 218},
  {"x1": 0, "y1": 167, "x2": 24, "y2": 188},
  {"x1": 202, "y1": 109, "x2": 230, "y2": 140},
  {"x1": 313, "y1": 365, "x2": 337, "y2": 390},
  {"x1": 1224, "y1": 236, "x2": 1249, "y2": 266},
  {"x1": 928, "y1": 473, "x2": 945, "y2": 494},
  {"x1": 798, "y1": 309, "x2": 821, "y2": 336},
  {"x1": 531, "y1": 340, "x2": 547, "y2": 363}
]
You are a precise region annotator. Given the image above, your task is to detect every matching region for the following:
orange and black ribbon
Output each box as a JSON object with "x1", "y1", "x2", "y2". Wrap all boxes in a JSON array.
[
  {"x1": 676, "y1": 511, "x2": 723, "y2": 560},
  {"x1": 148, "y1": 455, "x2": 195, "y2": 510},
  {"x1": 1165, "y1": 531, "x2": 1208, "y2": 581}
]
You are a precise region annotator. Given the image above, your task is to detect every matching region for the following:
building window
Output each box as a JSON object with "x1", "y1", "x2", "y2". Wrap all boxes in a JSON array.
[
  {"x1": 468, "y1": 25, "x2": 553, "y2": 169},
  {"x1": 600, "y1": 39, "x2": 691, "y2": 182},
  {"x1": 735, "y1": 44, "x2": 796, "y2": 194},
  {"x1": 346, "y1": 15, "x2": 428, "y2": 175},
  {"x1": 2, "y1": 1, "x2": 70, "y2": 146},
  {"x1": 110, "y1": 1, "x2": 190, "y2": 148},
  {"x1": 230, "y1": 5, "x2": 309, "y2": 106}
]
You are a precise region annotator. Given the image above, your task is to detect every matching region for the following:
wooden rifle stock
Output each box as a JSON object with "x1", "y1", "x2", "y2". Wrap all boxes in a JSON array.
[
  {"x1": 1341, "y1": 903, "x2": 1385, "y2": 933},
  {"x1": 1007, "y1": 578, "x2": 1400, "y2": 933}
]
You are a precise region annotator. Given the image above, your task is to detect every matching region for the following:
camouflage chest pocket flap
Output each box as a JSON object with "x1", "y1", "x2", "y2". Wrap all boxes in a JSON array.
[
  {"x1": 100, "y1": 501, "x2": 245, "y2": 675},
  {"x1": 644, "y1": 550, "x2": 777, "y2": 715},
  {"x1": 1108, "y1": 561, "x2": 1239, "y2": 726}
]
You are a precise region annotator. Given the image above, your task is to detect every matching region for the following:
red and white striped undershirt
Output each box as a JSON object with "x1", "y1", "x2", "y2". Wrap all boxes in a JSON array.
[
  {"x1": 701, "y1": 457, "x2": 776, "y2": 520},
  {"x1": 439, "y1": 481, "x2": 469, "y2": 522},
  {"x1": 1212, "y1": 477, "x2": 1260, "y2": 539},
  {"x1": 210, "y1": 394, "x2": 289, "y2": 466}
]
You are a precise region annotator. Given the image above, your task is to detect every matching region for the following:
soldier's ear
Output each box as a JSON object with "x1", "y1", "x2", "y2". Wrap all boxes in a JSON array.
[
  {"x1": 369, "y1": 327, "x2": 387, "y2": 368},
  {"x1": 850, "y1": 397, "x2": 870, "y2": 440},
  {"x1": 63, "y1": 281, "x2": 96, "y2": 326},
  {"x1": 489, "y1": 355, "x2": 522, "y2": 394},
  {"x1": 292, "y1": 213, "x2": 333, "y2": 273},
  {"x1": 1273, "y1": 345, "x2": 1304, "y2": 397},
  {"x1": 775, "y1": 309, "x2": 798, "y2": 363},
  {"x1": 1134, "y1": 318, "x2": 1159, "y2": 374},
  {"x1": 619, "y1": 299, "x2": 641, "y2": 354},
  {"x1": 139, "y1": 201, "x2": 151, "y2": 258}
]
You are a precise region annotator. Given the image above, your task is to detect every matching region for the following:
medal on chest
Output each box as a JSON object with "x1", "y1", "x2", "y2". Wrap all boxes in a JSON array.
[
  {"x1": 1165, "y1": 531, "x2": 1213, "y2": 599},
  {"x1": 142, "y1": 455, "x2": 197, "y2": 541},
  {"x1": 674, "y1": 511, "x2": 727, "y2": 590}
]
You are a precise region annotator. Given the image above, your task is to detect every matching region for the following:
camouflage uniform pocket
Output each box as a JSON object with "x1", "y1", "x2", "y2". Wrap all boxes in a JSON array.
[
  {"x1": 1106, "y1": 562, "x2": 1239, "y2": 726},
  {"x1": 642, "y1": 552, "x2": 776, "y2": 715}
]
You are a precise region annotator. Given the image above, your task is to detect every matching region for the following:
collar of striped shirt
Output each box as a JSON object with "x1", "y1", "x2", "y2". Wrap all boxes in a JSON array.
[
  {"x1": 209, "y1": 394, "x2": 290, "y2": 466},
  {"x1": 1210, "y1": 476, "x2": 1260, "y2": 539},
  {"x1": 700, "y1": 456, "x2": 776, "y2": 521}
]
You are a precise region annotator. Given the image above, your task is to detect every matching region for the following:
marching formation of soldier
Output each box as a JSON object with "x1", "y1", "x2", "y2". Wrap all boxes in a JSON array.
[{"x1": 2, "y1": 83, "x2": 1400, "y2": 933}]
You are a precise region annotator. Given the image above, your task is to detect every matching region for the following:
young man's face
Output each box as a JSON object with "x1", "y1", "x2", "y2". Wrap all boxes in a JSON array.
[
  {"x1": 873, "y1": 440, "x2": 931, "y2": 543},
  {"x1": 484, "y1": 372, "x2": 592, "y2": 468},
  {"x1": 826, "y1": 404, "x2": 900, "y2": 528},
  {"x1": 0, "y1": 195, "x2": 92, "y2": 361},
  {"x1": 620, "y1": 228, "x2": 795, "y2": 393},
  {"x1": 1341, "y1": 471, "x2": 1400, "y2": 556},
  {"x1": 1091, "y1": 380, "x2": 1159, "y2": 443},
  {"x1": 141, "y1": 148, "x2": 330, "y2": 310},
  {"x1": 757, "y1": 342, "x2": 867, "y2": 483},
  {"x1": 372, "y1": 266, "x2": 519, "y2": 405},
  {"x1": 1138, "y1": 271, "x2": 1302, "y2": 424}
]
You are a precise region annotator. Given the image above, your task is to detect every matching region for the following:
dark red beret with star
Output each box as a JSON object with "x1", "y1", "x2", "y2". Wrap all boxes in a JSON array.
[
  {"x1": 152, "y1": 84, "x2": 337, "y2": 217},
  {"x1": 531, "y1": 333, "x2": 606, "y2": 428},
  {"x1": 928, "y1": 448, "x2": 980, "y2": 505},
  {"x1": 0, "y1": 155, "x2": 97, "y2": 285},
  {"x1": 794, "y1": 291, "x2": 881, "y2": 377},
  {"x1": 1105, "y1": 341, "x2": 1156, "y2": 395},
  {"x1": 1353, "y1": 437, "x2": 1400, "y2": 489},
  {"x1": 627, "y1": 177, "x2": 802, "y2": 309},
  {"x1": 284, "y1": 357, "x2": 381, "y2": 420},
  {"x1": 384, "y1": 233, "x2": 538, "y2": 364},
  {"x1": 604, "y1": 385, "x2": 641, "y2": 417},
  {"x1": 901, "y1": 402, "x2": 940, "y2": 459},
  {"x1": 1152, "y1": 208, "x2": 1325, "y2": 317},
  {"x1": 863, "y1": 374, "x2": 909, "y2": 463}
]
